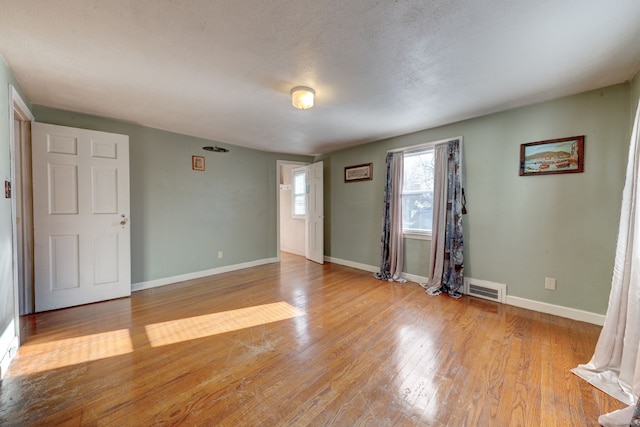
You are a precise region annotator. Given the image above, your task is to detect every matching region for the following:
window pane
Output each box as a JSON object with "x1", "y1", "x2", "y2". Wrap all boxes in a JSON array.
[
  {"x1": 403, "y1": 151, "x2": 434, "y2": 192},
  {"x1": 292, "y1": 169, "x2": 306, "y2": 217},
  {"x1": 402, "y1": 191, "x2": 433, "y2": 232},
  {"x1": 293, "y1": 171, "x2": 306, "y2": 195},
  {"x1": 402, "y1": 149, "x2": 434, "y2": 233},
  {"x1": 294, "y1": 195, "x2": 306, "y2": 216}
]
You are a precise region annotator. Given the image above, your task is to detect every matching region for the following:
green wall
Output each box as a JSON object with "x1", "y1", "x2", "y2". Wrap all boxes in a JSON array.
[
  {"x1": 32, "y1": 106, "x2": 312, "y2": 285},
  {"x1": 318, "y1": 83, "x2": 632, "y2": 315}
]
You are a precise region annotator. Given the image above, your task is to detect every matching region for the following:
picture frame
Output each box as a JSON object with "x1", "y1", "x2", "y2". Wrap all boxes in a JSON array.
[
  {"x1": 519, "y1": 135, "x2": 584, "y2": 176},
  {"x1": 344, "y1": 163, "x2": 373, "y2": 182},
  {"x1": 192, "y1": 155, "x2": 205, "y2": 171}
]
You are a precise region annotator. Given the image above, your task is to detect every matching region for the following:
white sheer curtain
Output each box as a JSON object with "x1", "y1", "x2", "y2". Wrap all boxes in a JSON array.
[
  {"x1": 572, "y1": 101, "x2": 640, "y2": 426},
  {"x1": 427, "y1": 143, "x2": 448, "y2": 291},
  {"x1": 388, "y1": 152, "x2": 404, "y2": 280},
  {"x1": 425, "y1": 139, "x2": 464, "y2": 297}
]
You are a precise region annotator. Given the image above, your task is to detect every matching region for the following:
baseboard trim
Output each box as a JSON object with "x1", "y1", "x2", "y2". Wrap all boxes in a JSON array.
[
  {"x1": 0, "y1": 320, "x2": 18, "y2": 379},
  {"x1": 324, "y1": 256, "x2": 378, "y2": 273},
  {"x1": 324, "y1": 256, "x2": 428, "y2": 284},
  {"x1": 132, "y1": 258, "x2": 279, "y2": 292},
  {"x1": 401, "y1": 272, "x2": 428, "y2": 284},
  {"x1": 282, "y1": 248, "x2": 305, "y2": 257},
  {"x1": 506, "y1": 296, "x2": 605, "y2": 326},
  {"x1": 324, "y1": 256, "x2": 605, "y2": 326}
]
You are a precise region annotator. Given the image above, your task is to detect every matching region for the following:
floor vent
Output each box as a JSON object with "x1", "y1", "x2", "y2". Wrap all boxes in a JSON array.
[{"x1": 463, "y1": 278, "x2": 506, "y2": 303}]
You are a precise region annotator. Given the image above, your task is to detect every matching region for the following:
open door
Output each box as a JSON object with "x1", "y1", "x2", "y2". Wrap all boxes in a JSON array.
[
  {"x1": 32, "y1": 123, "x2": 131, "y2": 312},
  {"x1": 305, "y1": 161, "x2": 324, "y2": 264}
]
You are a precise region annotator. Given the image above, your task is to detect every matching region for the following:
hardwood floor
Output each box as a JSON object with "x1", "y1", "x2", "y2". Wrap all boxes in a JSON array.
[{"x1": 1, "y1": 253, "x2": 624, "y2": 426}]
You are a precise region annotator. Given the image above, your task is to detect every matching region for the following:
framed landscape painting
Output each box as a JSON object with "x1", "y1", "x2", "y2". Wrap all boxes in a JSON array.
[{"x1": 519, "y1": 136, "x2": 584, "y2": 176}]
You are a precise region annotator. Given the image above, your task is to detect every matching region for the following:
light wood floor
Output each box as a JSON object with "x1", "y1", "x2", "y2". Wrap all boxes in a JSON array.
[{"x1": 1, "y1": 253, "x2": 624, "y2": 426}]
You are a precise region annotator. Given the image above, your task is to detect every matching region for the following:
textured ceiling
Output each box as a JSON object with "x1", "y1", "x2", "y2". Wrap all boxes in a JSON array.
[{"x1": 1, "y1": 1, "x2": 640, "y2": 155}]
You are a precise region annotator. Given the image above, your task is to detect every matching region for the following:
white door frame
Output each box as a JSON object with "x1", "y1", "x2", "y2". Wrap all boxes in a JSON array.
[
  {"x1": 10, "y1": 87, "x2": 34, "y2": 315},
  {"x1": 275, "y1": 160, "x2": 308, "y2": 262},
  {"x1": 2, "y1": 85, "x2": 33, "y2": 376}
]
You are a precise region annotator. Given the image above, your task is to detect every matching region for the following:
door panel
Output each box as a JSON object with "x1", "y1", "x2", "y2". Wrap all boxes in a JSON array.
[
  {"x1": 94, "y1": 233, "x2": 119, "y2": 284},
  {"x1": 50, "y1": 234, "x2": 80, "y2": 289},
  {"x1": 91, "y1": 168, "x2": 118, "y2": 213},
  {"x1": 48, "y1": 163, "x2": 78, "y2": 214},
  {"x1": 306, "y1": 161, "x2": 324, "y2": 264},
  {"x1": 32, "y1": 123, "x2": 131, "y2": 312}
]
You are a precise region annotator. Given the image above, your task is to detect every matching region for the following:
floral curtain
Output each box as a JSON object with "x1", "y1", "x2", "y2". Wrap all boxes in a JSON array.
[{"x1": 374, "y1": 152, "x2": 406, "y2": 282}]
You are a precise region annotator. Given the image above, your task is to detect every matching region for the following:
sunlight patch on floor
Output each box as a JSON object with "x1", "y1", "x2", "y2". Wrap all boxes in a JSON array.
[
  {"x1": 145, "y1": 301, "x2": 305, "y2": 347},
  {"x1": 7, "y1": 302, "x2": 305, "y2": 377},
  {"x1": 8, "y1": 329, "x2": 133, "y2": 377},
  {"x1": 393, "y1": 324, "x2": 438, "y2": 419}
]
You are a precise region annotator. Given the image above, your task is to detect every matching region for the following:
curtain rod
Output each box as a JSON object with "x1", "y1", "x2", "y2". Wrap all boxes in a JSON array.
[{"x1": 386, "y1": 136, "x2": 463, "y2": 154}]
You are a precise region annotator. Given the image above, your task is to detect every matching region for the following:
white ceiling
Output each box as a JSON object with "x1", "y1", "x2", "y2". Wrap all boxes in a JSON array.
[{"x1": 1, "y1": 1, "x2": 640, "y2": 156}]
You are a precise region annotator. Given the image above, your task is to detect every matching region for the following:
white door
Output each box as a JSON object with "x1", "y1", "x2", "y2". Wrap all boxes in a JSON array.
[
  {"x1": 32, "y1": 123, "x2": 131, "y2": 312},
  {"x1": 305, "y1": 161, "x2": 324, "y2": 264}
]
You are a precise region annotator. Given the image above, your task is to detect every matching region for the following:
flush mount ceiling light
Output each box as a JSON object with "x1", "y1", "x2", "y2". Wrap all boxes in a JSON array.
[
  {"x1": 203, "y1": 146, "x2": 229, "y2": 153},
  {"x1": 291, "y1": 86, "x2": 315, "y2": 110}
]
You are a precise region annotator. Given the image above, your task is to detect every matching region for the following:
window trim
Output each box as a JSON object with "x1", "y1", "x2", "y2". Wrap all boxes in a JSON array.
[
  {"x1": 403, "y1": 230, "x2": 432, "y2": 240},
  {"x1": 387, "y1": 136, "x2": 462, "y2": 154}
]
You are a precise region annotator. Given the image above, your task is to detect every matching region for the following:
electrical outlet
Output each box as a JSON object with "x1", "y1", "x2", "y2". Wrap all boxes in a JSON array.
[
  {"x1": 218, "y1": 251, "x2": 223, "y2": 259},
  {"x1": 545, "y1": 277, "x2": 556, "y2": 290}
]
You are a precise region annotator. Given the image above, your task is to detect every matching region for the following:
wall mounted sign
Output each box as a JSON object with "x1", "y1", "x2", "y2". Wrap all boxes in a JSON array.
[
  {"x1": 192, "y1": 155, "x2": 205, "y2": 171},
  {"x1": 344, "y1": 163, "x2": 373, "y2": 182},
  {"x1": 519, "y1": 136, "x2": 584, "y2": 176}
]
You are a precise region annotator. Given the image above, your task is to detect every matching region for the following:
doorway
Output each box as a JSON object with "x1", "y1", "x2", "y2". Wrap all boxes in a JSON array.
[
  {"x1": 276, "y1": 160, "x2": 324, "y2": 264},
  {"x1": 277, "y1": 161, "x2": 308, "y2": 257}
]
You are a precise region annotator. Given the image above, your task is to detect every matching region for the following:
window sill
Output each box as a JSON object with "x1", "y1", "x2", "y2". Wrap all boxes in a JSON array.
[{"x1": 403, "y1": 232, "x2": 431, "y2": 241}]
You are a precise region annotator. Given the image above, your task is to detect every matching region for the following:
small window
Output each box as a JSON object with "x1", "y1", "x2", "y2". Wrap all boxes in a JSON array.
[
  {"x1": 402, "y1": 149, "x2": 434, "y2": 237},
  {"x1": 292, "y1": 168, "x2": 307, "y2": 218}
]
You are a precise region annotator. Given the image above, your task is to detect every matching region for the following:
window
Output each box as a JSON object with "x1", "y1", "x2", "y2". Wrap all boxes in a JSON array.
[
  {"x1": 402, "y1": 148, "x2": 434, "y2": 237},
  {"x1": 292, "y1": 168, "x2": 306, "y2": 218}
]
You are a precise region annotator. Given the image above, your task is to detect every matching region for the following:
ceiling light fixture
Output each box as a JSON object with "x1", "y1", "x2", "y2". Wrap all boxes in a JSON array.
[
  {"x1": 203, "y1": 146, "x2": 229, "y2": 153},
  {"x1": 291, "y1": 86, "x2": 315, "y2": 110}
]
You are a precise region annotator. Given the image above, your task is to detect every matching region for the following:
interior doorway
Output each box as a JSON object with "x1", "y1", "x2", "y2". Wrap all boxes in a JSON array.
[
  {"x1": 276, "y1": 160, "x2": 324, "y2": 264},
  {"x1": 277, "y1": 161, "x2": 308, "y2": 258}
]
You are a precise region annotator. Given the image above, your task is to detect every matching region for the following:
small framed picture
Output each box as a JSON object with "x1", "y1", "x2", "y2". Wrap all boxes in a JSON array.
[
  {"x1": 192, "y1": 156, "x2": 205, "y2": 171},
  {"x1": 520, "y1": 136, "x2": 584, "y2": 176},
  {"x1": 344, "y1": 163, "x2": 373, "y2": 182}
]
